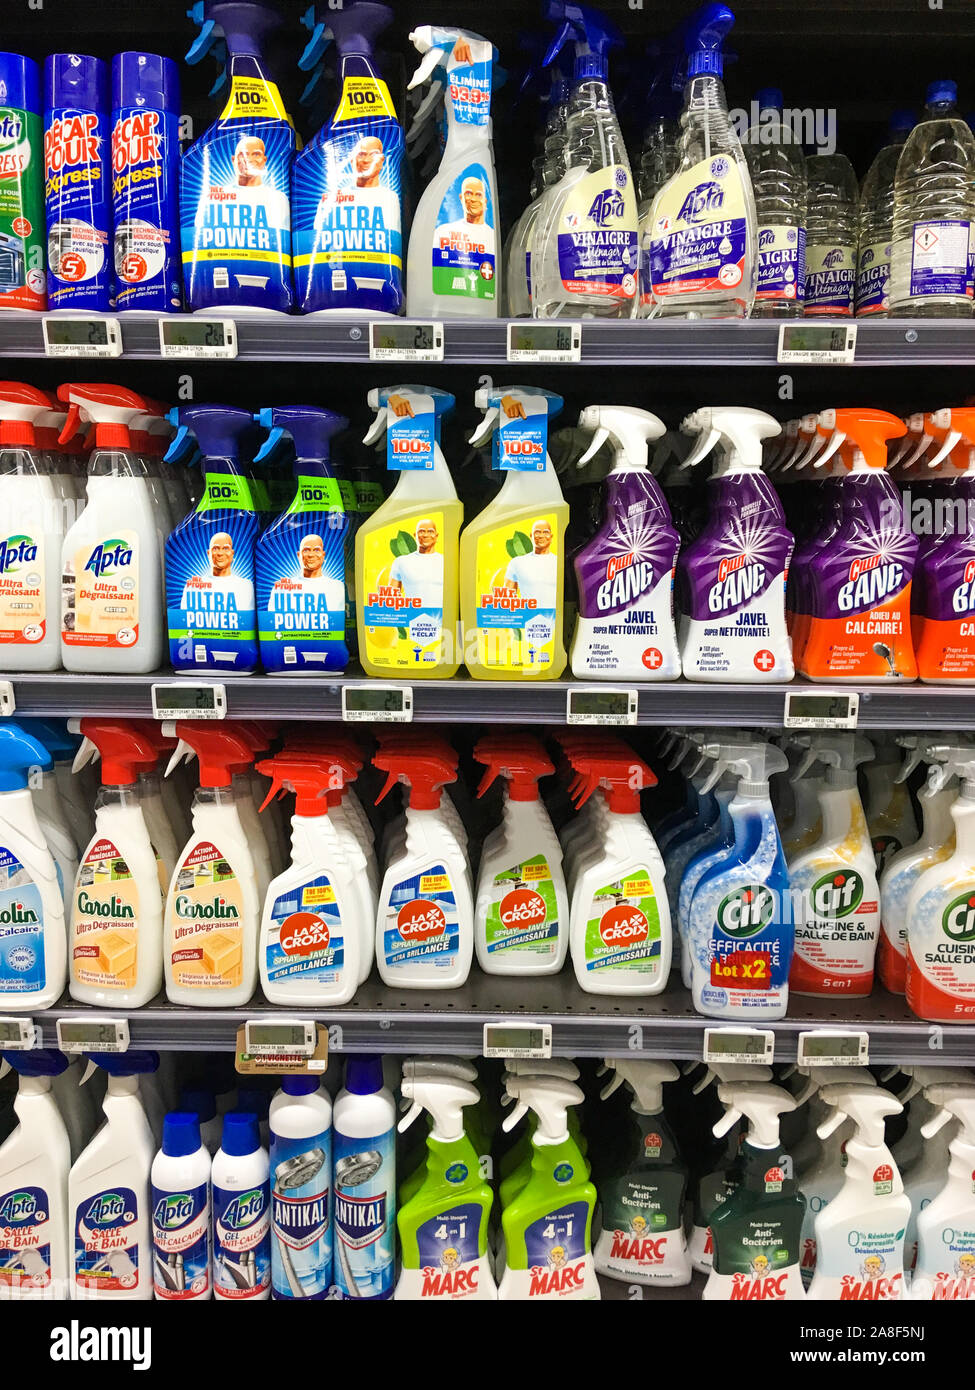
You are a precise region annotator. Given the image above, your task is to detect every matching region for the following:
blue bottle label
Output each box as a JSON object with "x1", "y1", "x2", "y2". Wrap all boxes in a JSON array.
[
  {"x1": 909, "y1": 219, "x2": 972, "y2": 300},
  {"x1": 74, "y1": 1186, "x2": 142, "y2": 1294},
  {"x1": 755, "y1": 225, "x2": 804, "y2": 303},
  {"x1": 0, "y1": 1184, "x2": 54, "y2": 1292},
  {"x1": 855, "y1": 239, "x2": 891, "y2": 316},
  {"x1": 381, "y1": 864, "x2": 459, "y2": 972},
  {"x1": 151, "y1": 1181, "x2": 211, "y2": 1299},
  {"x1": 264, "y1": 874, "x2": 345, "y2": 986},
  {"x1": 44, "y1": 106, "x2": 111, "y2": 311},
  {"x1": 647, "y1": 157, "x2": 745, "y2": 307},
  {"x1": 559, "y1": 165, "x2": 640, "y2": 304},
  {"x1": 332, "y1": 1126, "x2": 394, "y2": 1300},
  {"x1": 496, "y1": 393, "x2": 548, "y2": 473},
  {"x1": 415, "y1": 1201, "x2": 483, "y2": 1297},
  {"x1": 432, "y1": 163, "x2": 496, "y2": 301},
  {"x1": 270, "y1": 1126, "x2": 331, "y2": 1300},
  {"x1": 213, "y1": 1181, "x2": 270, "y2": 1300},
  {"x1": 111, "y1": 104, "x2": 181, "y2": 311},
  {"x1": 524, "y1": 1200, "x2": 588, "y2": 1271},
  {"x1": 448, "y1": 50, "x2": 492, "y2": 128},
  {"x1": 0, "y1": 847, "x2": 45, "y2": 994}
]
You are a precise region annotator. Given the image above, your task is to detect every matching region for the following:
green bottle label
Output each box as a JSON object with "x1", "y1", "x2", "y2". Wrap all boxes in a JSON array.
[
  {"x1": 198, "y1": 474, "x2": 256, "y2": 513},
  {"x1": 484, "y1": 854, "x2": 559, "y2": 957},
  {"x1": 0, "y1": 105, "x2": 45, "y2": 310},
  {"x1": 583, "y1": 869, "x2": 662, "y2": 975}
]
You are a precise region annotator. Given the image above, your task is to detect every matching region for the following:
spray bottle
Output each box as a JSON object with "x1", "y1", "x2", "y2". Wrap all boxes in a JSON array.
[
  {"x1": 912, "y1": 408, "x2": 975, "y2": 682},
  {"x1": 463, "y1": 386, "x2": 569, "y2": 679},
  {"x1": 913, "y1": 1083, "x2": 975, "y2": 1299},
  {"x1": 0, "y1": 1050, "x2": 71, "y2": 1299}
]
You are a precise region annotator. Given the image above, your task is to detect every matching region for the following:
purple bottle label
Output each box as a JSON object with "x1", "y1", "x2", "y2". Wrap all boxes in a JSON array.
[
  {"x1": 804, "y1": 243, "x2": 855, "y2": 315},
  {"x1": 755, "y1": 225, "x2": 804, "y2": 304},
  {"x1": 909, "y1": 220, "x2": 972, "y2": 300},
  {"x1": 855, "y1": 240, "x2": 891, "y2": 316}
]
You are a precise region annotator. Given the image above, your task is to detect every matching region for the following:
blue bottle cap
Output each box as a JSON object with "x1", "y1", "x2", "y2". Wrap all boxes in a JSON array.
[
  {"x1": 926, "y1": 79, "x2": 958, "y2": 107},
  {"x1": 112, "y1": 52, "x2": 180, "y2": 113},
  {"x1": 2, "y1": 1048, "x2": 69, "y2": 1077},
  {"x1": 755, "y1": 86, "x2": 783, "y2": 111},
  {"x1": 221, "y1": 1111, "x2": 259, "y2": 1156},
  {"x1": 889, "y1": 108, "x2": 916, "y2": 133},
  {"x1": 179, "y1": 1087, "x2": 217, "y2": 1123},
  {"x1": 237, "y1": 1084, "x2": 273, "y2": 1117},
  {"x1": 162, "y1": 1111, "x2": 202, "y2": 1157},
  {"x1": 282, "y1": 1075, "x2": 320, "y2": 1097},
  {"x1": 0, "y1": 722, "x2": 52, "y2": 792},
  {"x1": 90, "y1": 1050, "x2": 159, "y2": 1076},
  {"x1": 0, "y1": 54, "x2": 40, "y2": 114},
  {"x1": 344, "y1": 1055, "x2": 384, "y2": 1095},
  {"x1": 44, "y1": 53, "x2": 107, "y2": 114}
]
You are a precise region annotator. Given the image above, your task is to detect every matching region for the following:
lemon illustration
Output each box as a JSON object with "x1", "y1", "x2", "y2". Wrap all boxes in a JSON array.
[{"x1": 370, "y1": 626, "x2": 397, "y2": 650}]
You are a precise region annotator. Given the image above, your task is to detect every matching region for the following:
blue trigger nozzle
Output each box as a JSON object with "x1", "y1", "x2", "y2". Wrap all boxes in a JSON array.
[
  {"x1": 186, "y1": 16, "x2": 218, "y2": 65},
  {"x1": 254, "y1": 426, "x2": 285, "y2": 463}
]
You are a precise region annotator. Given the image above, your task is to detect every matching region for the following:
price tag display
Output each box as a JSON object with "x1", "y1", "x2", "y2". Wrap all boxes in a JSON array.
[
  {"x1": 369, "y1": 321, "x2": 444, "y2": 362},
  {"x1": 0, "y1": 1017, "x2": 36, "y2": 1050},
  {"x1": 342, "y1": 685, "x2": 413, "y2": 723},
  {"x1": 483, "y1": 1021, "x2": 552, "y2": 1060},
  {"x1": 43, "y1": 316, "x2": 122, "y2": 358},
  {"x1": 566, "y1": 687, "x2": 638, "y2": 726},
  {"x1": 151, "y1": 683, "x2": 227, "y2": 721},
  {"x1": 237, "y1": 1020, "x2": 327, "y2": 1075},
  {"x1": 784, "y1": 691, "x2": 859, "y2": 730},
  {"x1": 797, "y1": 1030, "x2": 870, "y2": 1067},
  {"x1": 0, "y1": 682, "x2": 14, "y2": 716},
  {"x1": 703, "y1": 1027, "x2": 775, "y2": 1066},
  {"x1": 507, "y1": 321, "x2": 582, "y2": 363},
  {"x1": 777, "y1": 322, "x2": 857, "y2": 366},
  {"x1": 56, "y1": 1017, "x2": 130, "y2": 1054},
  {"x1": 159, "y1": 318, "x2": 238, "y2": 359}
]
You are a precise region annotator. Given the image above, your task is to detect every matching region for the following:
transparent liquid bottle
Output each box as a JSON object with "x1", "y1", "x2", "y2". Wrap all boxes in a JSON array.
[
  {"x1": 890, "y1": 80, "x2": 975, "y2": 319},
  {"x1": 855, "y1": 110, "x2": 915, "y2": 318},
  {"x1": 744, "y1": 88, "x2": 807, "y2": 318},
  {"x1": 804, "y1": 153, "x2": 859, "y2": 317}
]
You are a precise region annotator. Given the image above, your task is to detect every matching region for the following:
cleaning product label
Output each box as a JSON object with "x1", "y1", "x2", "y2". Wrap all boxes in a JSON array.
[
  {"x1": 0, "y1": 99, "x2": 46, "y2": 309},
  {"x1": 270, "y1": 1126, "x2": 331, "y2": 1301},
  {"x1": 915, "y1": 550, "x2": 975, "y2": 680},
  {"x1": 381, "y1": 865, "x2": 459, "y2": 973},
  {"x1": 44, "y1": 105, "x2": 111, "y2": 311},
  {"x1": 518, "y1": 1201, "x2": 591, "y2": 1298},
  {"x1": 914, "y1": 1228, "x2": 975, "y2": 1300},
  {"x1": 804, "y1": 242, "x2": 856, "y2": 315},
  {"x1": 256, "y1": 477, "x2": 348, "y2": 673},
  {"x1": 648, "y1": 157, "x2": 747, "y2": 303},
  {"x1": 447, "y1": 45, "x2": 492, "y2": 128},
  {"x1": 755, "y1": 225, "x2": 804, "y2": 303},
  {"x1": 484, "y1": 854, "x2": 560, "y2": 959},
  {"x1": 165, "y1": 477, "x2": 258, "y2": 672},
  {"x1": 583, "y1": 870, "x2": 663, "y2": 979},
  {"x1": 74, "y1": 1186, "x2": 141, "y2": 1292},
  {"x1": 878, "y1": 846, "x2": 950, "y2": 994},
  {"x1": 557, "y1": 166, "x2": 638, "y2": 302},
  {"x1": 151, "y1": 1182, "x2": 210, "y2": 1299},
  {"x1": 855, "y1": 240, "x2": 891, "y2": 316},
  {"x1": 432, "y1": 163, "x2": 497, "y2": 301},
  {"x1": 906, "y1": 879, "x2": 975, "y2": 1021},
  {"x1": 691, "y1": 868, "x2": 794, "y2": 1017},
  {"x1": 213, "y1": 1179, "x2": 270, "y2": 1299},
  {"x1": 594, "y1": 1118, "x2": 688, "y2": 1283},
  {"x1": 385, "y1": 393, "x2": 436, "y2": 472},
  {"x1": 0, "y1": 846, "x2": 45, "y2": 994},
  {"x1": 112, "y1": 103, "x2": 181, "y2": 311},
  {"x1": 909, "y1": 220, "x2": 971, "y2": 300},
  {"x1": 496, "y1": 394, "x2": 547, "y2": 473},
  {"x1": 293, "y1": 72, "x2": 404, "y2": 316},
  {"x1": 332, "y1": 1125, "x2": 393, "y2": 1300},
  {"x1": 0, "y1": 1184, "x2": 53, "y2": 1289},
  {"x1": 62, "y1": 531, "x2": 139, "y2": 651},
  {"x1": 71, "y1": 837, "x2": 140, "y2": 991},
  {"x1": 811, "y1": 1225, "x2": 906, "y2": 1299},
  {"x1": 412, "y1": 1202, "x2": 484, "y2": 1299},
  {"x1": 474, "y1": 515, "x2": 561, "y2": 672},
  {"x1": 167, "y1": 841, "x2": 245, "y2": 992},
  {"x1": 179, "y1": 75, "x2": 295, "y2": 312},
  {"x1": 789, "y1": 847, "x2": 881, "y2": 995},
  {"x1": 361, "y1": 511, "x2": 446, "y2": 671},
  {"x1": 264, "y1": 874, "x2": 344, "y2": 987},
  {"x1": 708, "y1": 1221, "x2": 804, "y2": 1299},
  {"x1": 0, "y1": 530, "x2": 45, "y2": 644},
  {"x1": 693, "y1": 1168, "x2": 738, "y2": 1271}
]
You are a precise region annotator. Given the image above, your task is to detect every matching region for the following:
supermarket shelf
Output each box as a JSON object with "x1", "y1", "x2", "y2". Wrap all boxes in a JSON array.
[
  {"x1": 4, "y1": 314, "x2": 975, "y2": 366},
  {"x1": 31, "y1": 977, "x2": 975, "y2": 1063},
  {"x1": 7, "y1": 670, "x2": 975, "y2": 727}
]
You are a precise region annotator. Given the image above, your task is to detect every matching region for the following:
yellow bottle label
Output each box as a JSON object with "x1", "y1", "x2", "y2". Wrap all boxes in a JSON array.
[
  {"x1": 334, "y1": 75, "x2": 397, "y2": 124},
  {"x1": 361, "y1": 511, "x2": 447, "y2": 670},
  {"x1": 474, "y1": 513, "x2": 560, "y2": 671},
  {"x1": 72, "y1": 839, "x2": 140, "y2": 991},
  {"x1": 219, "y1": 77, "x2": 289, "y2": 122},
  {"x1": 167, "y1": 840, "x2": 244, "y2": 991}
]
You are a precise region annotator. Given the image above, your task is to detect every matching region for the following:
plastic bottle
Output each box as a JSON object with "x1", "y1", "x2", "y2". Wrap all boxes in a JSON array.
[
  {"x1": 594, "y1": 1059, "x2": 690, "y2": 1286},
  {"x1": 397, "y1": 1057, "x2": 488, "y2": 1206},
  {"x1": 803, "y1": 152, "x2": 859, "y2": 317},
  {"x1": 644, "y1": 4, "x2": 755, "y2": 319},
  {"x1": 865, "y1": 734, "x2": 919, "y2": 871},
  {"x1": 356, "y1": 385, "x2": 462, "y2": 678},
  {"x1": 111, "y1": 53, "x2": 181, "y2": 313},
  {"x1": 0, "y1": 1050, "x2": 71, "y2": 1299},
  {"x1": 212, "y1": 1111, "x2": 269, "y2": 1300},
  {"x1": 913, "y1": 1083, "x2": 975, "y2": 1299},
  {"x1": 570, "y1": 405, "x2": 681, "y2": 680},
  {"x1": 44, "y1": 54, "x2": 110, "y2": 312},
  {"x1": 68, "y1": 720, "x2": 163, "y2": 1008},
  {"x1": 69, "y1": 1052, "x2": 157, "y2": 1300},
  {"x1": 855, "y1": 110, "x2": 915, "y2": 318},
  {"x1": 676, "y1": 407, "x2": 793, "y2": 682},
  {"x1": 890, "y1": 81, "x2": 975, "y2": 318},
  {"x1": 180, "y1": 1086, "x2": 222, "y2": 1156},
  {"x1": 181, "y1": 2, "x2": 295, "y2": 313},
  {"x1": 269, "y1": 1076, "x2": 332, "y2": 1301},
  {"x1": 254, "y1": 406, "x2": 348, "y2": 673},
  {"x1": 531, "y1": 2, "x2": 638, "y2": 319},
  {"x1": 912, "y1": 409, "x2": 975, "y2": 682},
  {"x1": 505, "y1": 60, "x2": 569, "y2": 318},
  {"x1": 332, "y1": 1055, "x2": 396, "y2": 1301},
  {"x1": 163, "y1": 722, "x2": 261, "y2": 1008},
  {"x1": 57, "y1": 383, "x2": 162, "y2": 674},
  {"x1": 294, "y1": 2, "x2": 404, "y2": 317},
  {"x1": 150, "y1": 1111, "x2": 211, "y2": 1300},
  {"x1": 744, "y1": 88, "x2": 806, "y2": 317},
  {"x1": 807, "y1": 1084, "x2": 909, "y2": 1300},
  {"x1": 462, "y1": 386, "x2": 569, "y2": 679},
  {"x1": 0, "y1": 55, "x2": 45, "y2": 311},
  {"x1": 396, "y1": 1074, "x2": 496, "y2": 1299},
  {"x1": 406, "y1": 26, "x2": 500, "y2": 317}
]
